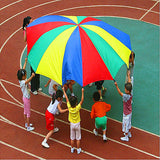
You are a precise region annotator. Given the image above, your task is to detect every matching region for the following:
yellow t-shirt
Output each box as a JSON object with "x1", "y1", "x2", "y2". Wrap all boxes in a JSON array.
[{"x1": 67, "y1": 101, "x2": 81, "y2": 123}]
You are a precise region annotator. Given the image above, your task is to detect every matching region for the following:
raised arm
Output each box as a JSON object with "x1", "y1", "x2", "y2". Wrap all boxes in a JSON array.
[
  {"x1": 114, "y1": 81, "x2": 123, "y2": 97},
  {"x1": 25, "y1": 73, "x2": 35, "y2": 85},
  {"x1": 57, "y1": 103, "x2": 68, "y2": 113},
  {"x1": 44, "y1": 79, "x2": 51, "y2": 87},
  {"x1": 127, "y1": 70, "x2": 131, "y2": 83},
  {"x1": 62, "y1": 86, "x2": 69, "y2": 102},
  {"x1": 23, "y1": 58, "x2": 28, "y2": 69},
  {"x1": 80, "y1": 88, "x2": 84, "y2": 105}
]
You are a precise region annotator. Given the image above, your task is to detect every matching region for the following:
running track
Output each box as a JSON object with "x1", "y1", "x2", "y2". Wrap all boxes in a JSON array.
[{"x1": 0, "y1": 0, "x2": 159, "y2": 159}]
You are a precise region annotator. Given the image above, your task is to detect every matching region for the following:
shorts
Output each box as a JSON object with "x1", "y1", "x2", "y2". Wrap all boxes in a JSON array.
[
  {"x1": 95, "y1": 116, "x2": 107, "y2": 131},
  {"x1": 45, "y1": 110, "x2": 55, "y2": 131},
  {"x1": 95, "y1": 80, "x2": 104, "y2": 90},
  {"x1": 23, "y1": 97, "x2": 31, "y2": 118},
  {"x1": 70, "y1": 122, "x2": 81, "y2": 140},
  {"x1": 122, "y1": 113, "x2": 132, "y2": 133}
]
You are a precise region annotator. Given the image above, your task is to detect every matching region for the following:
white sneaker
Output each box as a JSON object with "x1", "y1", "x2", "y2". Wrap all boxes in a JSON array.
[
  {"x1": 103, "y1": 135, "x2": 107, "y2": 141},
  {"x1": 93, "y1": 129, "x2": 98, "y2": 136},
  {"x1": 38, "y1": 88, "x2": 42, "y2": 91},
  {"x1": 71, "y1": 93, "x2": 74, "y2": 96},
  {"x1": 25, "y1": 123, "x2": 33, "y2": 128},
  {"x1": 32, "y1": 91, "x2": 38, "y2": 95},
  {"x1": 27, "y1": 126, "x2": 34, "y2": 132},
  {"x1": 124, "y1": 132, "x2": 132, "y2": 138},
  {"x1": 53, "y1": 127, "x2": 59, "y2": 133},
  {"x1": 71, "y1": 147, "x2": 74, "y2": 153},
  {"x1": 120, "y1": 136, "x2": 129, "y2": 141},
  {"x1": 42, "y1": 141, "x2": 50, "y2": 148},
  {"x1": 77, "y1": 148, "x2": 81, "y2": 154},
  {"x1": 128, "y1": 132, "x2": 132, "y2": 138}
]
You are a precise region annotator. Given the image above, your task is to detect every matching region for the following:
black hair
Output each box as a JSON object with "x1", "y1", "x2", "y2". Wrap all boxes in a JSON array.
[
  {"x1": 22, "y1": 16, "x2": 32, "y2": 30},
  {"x1": 125, "y1": 82, "x2": 132, "y2": 93},
  {"x1": 93, "y1": 92, "x2": 100, "y2": 101},
  {"x1": 130, "y1": 51, "x2": 135, "y2": 59},
  {"x1": 69, "y1": 96, "x2": 78, "y2": 107},
  {"x1": 52, "y1": 90, "x2": 63, "y2": 104},
  {"x1": 17, "y1": 69, "x2": 26, "y2": 80}
]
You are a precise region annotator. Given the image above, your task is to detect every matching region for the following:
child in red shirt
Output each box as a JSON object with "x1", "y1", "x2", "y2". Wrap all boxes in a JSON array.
[{"x1": 91, "y1": 92, "x2": 111, "y2": 141}]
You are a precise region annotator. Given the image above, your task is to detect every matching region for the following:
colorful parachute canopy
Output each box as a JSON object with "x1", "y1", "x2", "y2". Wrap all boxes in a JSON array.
[{"x1": 27, "y1": 15, "x2": 132, "y2": 86}]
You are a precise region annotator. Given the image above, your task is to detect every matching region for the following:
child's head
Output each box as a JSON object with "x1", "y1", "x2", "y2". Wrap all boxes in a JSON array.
[
  {"x1": 129, "y1": 51, "x2": 135, "y2": 60},
  {"x1": 93, "y1": 92, "x2": 100, "y2": 102},
  {"x1": 17, "y1": 69, "x2": 26, "y2": 80},
  {"x1": 52, "y1": 90, "x2": 63, "y2": 104},
  {"x1": 23, "y1": 16, "x2": 32, "y2": 30},
  {"x1": 69, "y1": 96, "x2": 78, "y2": 108},
  {"x1": 125, "y1": 82, "x2": 132, "y2": 94}
]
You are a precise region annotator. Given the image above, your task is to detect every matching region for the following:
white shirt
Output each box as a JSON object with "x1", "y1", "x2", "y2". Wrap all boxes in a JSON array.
[
  {"x1": 49, "y1": 80, "x2": 59, "y2": 95},
  {"x1": 19, "y1": 80, "x2": 30, "y2": 99},
  {"x1": 47, "y1": 99, "x2": 59, "y2": 115}
]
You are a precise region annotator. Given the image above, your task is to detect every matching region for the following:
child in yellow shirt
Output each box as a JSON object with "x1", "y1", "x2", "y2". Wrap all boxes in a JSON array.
[{"x1": 62, "y1": 87, "x2": 84, "y2": 154}]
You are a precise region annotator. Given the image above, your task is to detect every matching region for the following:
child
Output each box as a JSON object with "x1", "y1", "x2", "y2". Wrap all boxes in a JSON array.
[
  {"x1": 17, "y1": 58, "x2": 35, "y2": 131},
  {"x1": 125, "y1": 51, "x2": 135, "y2": 88},
  {"x1": 44, "y1": 79, "x2": 59, "y2": 97},
  {"x1": 114, "y1": 71, "x2": 132, "y2": 141},
  {"x1": 22, "y1": 16, "x2": 42, "y2": 95},
  {"x1": 62, "y1": 87, "x2": 84, "y2": 154},
  {"x1": 90, "y1": 92, "x2": 111, "y2": 141},
  {"x1": 42, "y1": 90, "x2": 68, "y2": 148},
  {"x1": 95, "y1": 80, "x2": 107, "y2": 100},
  {"x1": 63, "y1": 80, "x2": 75, "y2": 97}
]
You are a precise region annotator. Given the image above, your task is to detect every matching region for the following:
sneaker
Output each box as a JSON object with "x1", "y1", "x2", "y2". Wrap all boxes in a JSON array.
[
  {"x1": 128, "y1": 132, "x2": 132, "y2": 138},
  {"x1": 77, "y1": 148, "x2": 81, "y2": 154},
  {"x1": 71, "y1": 147, "x2": 75, "y2": 153},
  {"x1": 120, "y1": 136, "x2": 129, "y2": 141},
  {"x1": 71, "y1": 93, "x2": 74, "y2": 96},
  {"x1": 25, "y1": 123, "x2": 33, "y2": 128},
  {"x1": 102, "y1": 88, "x2": 107, "y2": 96},
  {"x1": 103, "y1": 135, "x2": 107, "y2": 141},
  {"x1": 93, "y1": 129, "x2": 98, "y2": 136},
  {"x1": 38, "y1": 88, "x2": 42, "y2": 92},
  {"x1": 53, "y1": 127, "x2": 59, "y2": 133},
  {"x1": 27, "y1": 126, "x2": 34, "y2": 132},
  {"x1": 32, "y1": 91, "x2": 38, "y2": 95},
  {"x1": 42, "y1": 141, "x2": 50, "y2": 148},
  {"x1": 88, "y1": 83, "x2": 93, "y2": 87},
  {"x1": 124, "y1": 132, "x2": 132, "y2": 138}
]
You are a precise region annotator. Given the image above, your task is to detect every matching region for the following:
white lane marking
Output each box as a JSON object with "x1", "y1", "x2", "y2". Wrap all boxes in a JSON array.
[
  {"x1": 0, "y1": 140, "x2": 45, "y2": 160},
  {"x1": 139, "y1": 1, "x2": 159, "y2": 20},
  {"x1": 0, "y1": 95, "x2": 159, "y2": 159},
  {"x1": 0, "y1": 78, "x2": 159, "y2": 138},
  {"x1": 0, "y1": 80, "x2": 22, "y2": 106},
  {"x1": 0, "y1": 0, "x2": 61, "y2": 26},
  {"x1": 0, "y1": 28, "x2": 21, "y2": 54},
  {"x1": 0, "y1": 116, "x2": 105, "y2": 160},
  {"x1": 0, "y1": 0, "x2": 23, "y2": 11},
  {"x1": 0, "y1": 3, "x2": 159, "y2": 26}
]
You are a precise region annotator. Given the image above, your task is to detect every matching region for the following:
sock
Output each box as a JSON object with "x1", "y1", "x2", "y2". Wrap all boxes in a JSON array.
[{"x1": 43, "y1": 138, "x2": 47, "y2": 143}]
